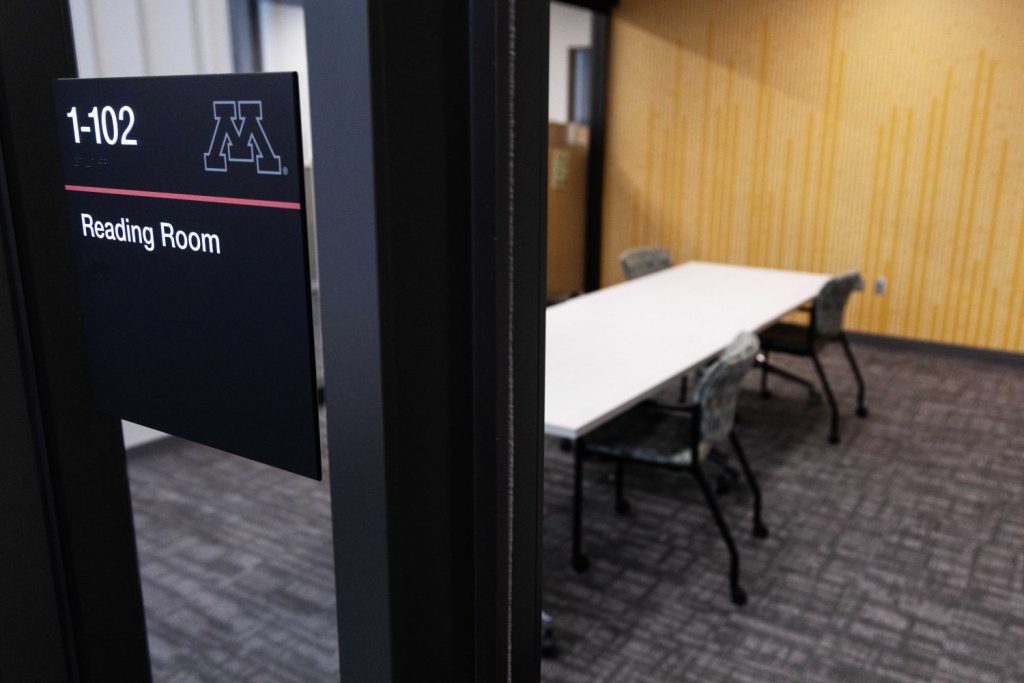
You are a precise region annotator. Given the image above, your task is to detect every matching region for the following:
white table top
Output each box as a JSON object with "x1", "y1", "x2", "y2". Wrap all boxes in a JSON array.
[{"x1": 544, "y1": 261, "x2": 831, "y2": 439}]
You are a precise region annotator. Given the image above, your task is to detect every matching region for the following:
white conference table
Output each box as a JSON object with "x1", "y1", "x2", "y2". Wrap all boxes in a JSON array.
[{"x1": 545, "y1": 261, "x2": 831, "y2": 441}]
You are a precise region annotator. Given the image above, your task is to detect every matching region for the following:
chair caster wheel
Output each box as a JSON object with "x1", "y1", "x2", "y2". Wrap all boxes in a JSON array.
[
  {"x1": 828, "y1": 433, "x2": 840, "y2": 445},
  {"x1": 541, "y1": 611, "x2": 557, "y2": 658},
  {"x1": 753, "y1": 522, "x2": 769, "y2": 539},
  {"x1": 856, "y1": 406, "x2": 868, "y2": 418},
  {"x1": 559, "y1": 439, "x2": 573, "y2": 452},
  {"x1": 572, "y1": 554, "x2": 590, "y2": 573},
  {"x1": 730, "y1": 585, "x2": 748, "y2": 606},
  {"x1": 615, "y1": 500, "x2": 632, "y2": 515},
  {"x1": 760, "y1": 390, "x2": 771, "y2": 400}
]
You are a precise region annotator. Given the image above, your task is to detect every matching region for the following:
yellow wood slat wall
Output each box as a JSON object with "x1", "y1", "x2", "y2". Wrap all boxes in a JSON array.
[{"x1": 602, "y1": 0, "x2": 1024, "y2": 351}]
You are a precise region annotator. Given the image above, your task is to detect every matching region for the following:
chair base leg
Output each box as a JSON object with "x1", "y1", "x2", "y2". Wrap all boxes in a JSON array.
[
  {"x1": 756, "y1": 357, "x2": 822, "y2": 405},
  {"x1": 810, "y1": 349, "x2": 841, "y2": 444},
  {"x1": 614, "y1": 462, "x2": 631, "y2": 515},
  {"x1": 572, "y1": 442, "x2": 589, "y2": 572},
  {"x1": 691, "y1": 459, "x2": 746, "y2": 607},
  {"x1": 571, "y1": 553, "x2": 590, "y2": 573},
  {"x1": 839, "y1": 332, "x2": 869, "y2": 420},
  {"x1": 759, "y1": 352, "x2": 770, "y2": 398},
  {"x1": 729, "y1": 431, "x2": 769, "y2": 541},
  {"x1": 707, "y1": 450, "x2": 739, "y2": 495}
]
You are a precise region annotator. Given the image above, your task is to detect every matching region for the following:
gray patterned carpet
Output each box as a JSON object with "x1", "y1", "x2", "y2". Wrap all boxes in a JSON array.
[
  {"x1": 129, "y1": 419, "x2": 337, "y2": 682},
  {"x1": 541, "y1": 342, "x2": 1024, "y2": 683},
  {"x1": 127, "y1": 341, "x2": 1024, "y2": 681}
]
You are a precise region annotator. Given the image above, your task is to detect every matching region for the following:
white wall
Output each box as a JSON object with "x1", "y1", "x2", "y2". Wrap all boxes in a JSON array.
[
  {"x1": 70, "y1": 1, "x2": 309, "y2": 163},
  {"x1": 258, "y1": 2, "x2": 313, "y2": 164},
  {"x1": 68, "y1": 0, "x2": 233, "y2": 448},
  {"x1": 69, "y1": 0, "x2": 233, "y2": 78},
  {"x1": 549, "y1": 1, "x2": 593, "y2": 123}
]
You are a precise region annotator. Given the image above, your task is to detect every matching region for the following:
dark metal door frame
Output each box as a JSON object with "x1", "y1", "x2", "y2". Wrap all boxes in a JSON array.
[
  {"x1": 469, "y1": 1, "x2": 549, "y2": 679},
  {"x1": 306, "y1": 0, "x2": 547, "y2": 680},
  {"x1": 552, "y1": 0, "x2": 616, "y2": 291},
  {"x1": 0, "y1": 1, "x2": 152, "y2": 680},
  {"x1": 584, "y1": 9, "x2": 612, "y2": 291},
  {"x1": 0, "y1": 121, "x2": 77, "y2": 683}
]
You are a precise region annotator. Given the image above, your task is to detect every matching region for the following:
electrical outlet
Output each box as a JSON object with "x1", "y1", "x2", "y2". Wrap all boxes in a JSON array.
[{"x1": 875, "y1": 277, "x2": 886, "y2": 295}]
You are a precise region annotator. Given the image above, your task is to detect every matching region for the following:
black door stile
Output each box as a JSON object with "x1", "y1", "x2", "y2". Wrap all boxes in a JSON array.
[
  {"x1": 0, "y1": 127, "x2": 77, "y2": 683},
  {"x1": 308, "y1": 0, "x2": 547, "y2": 679},
  {"x1": 0, "y1": 0, "x2": 152, "y2": 679}
]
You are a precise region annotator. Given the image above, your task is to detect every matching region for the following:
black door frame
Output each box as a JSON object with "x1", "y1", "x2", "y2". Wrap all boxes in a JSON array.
[
  {"x1": 0, "y1": 1, "x2": 152, "y2": 680},
  {"x1": 306, "y1": 0, "x2": 547, "y2": 679},
  {"x1": 554, "y1": 0, "x2": 615, "y2": 291},
  {"x1": 0, "y1": 117, "x2": 78, "y2": 683},
  {"x1": 585, "y1": 9, "x2": 612, "y2": 291},
  {"x1": 468, "y1": 1, "x2": 549, "y2": 678}
]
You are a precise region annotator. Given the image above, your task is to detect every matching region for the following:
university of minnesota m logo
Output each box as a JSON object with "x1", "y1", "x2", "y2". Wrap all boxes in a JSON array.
[{"x1": 203, "y1": 100, "x2": 283, "y2": 175}]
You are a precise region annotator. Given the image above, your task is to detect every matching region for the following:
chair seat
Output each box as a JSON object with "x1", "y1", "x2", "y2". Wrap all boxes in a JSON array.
[
  {"x1": 581, "y1": 404, "x2": 710, "y2": 467},
  {"x1": 759, "y1": 322, "x2": 817, "y2": 354}
]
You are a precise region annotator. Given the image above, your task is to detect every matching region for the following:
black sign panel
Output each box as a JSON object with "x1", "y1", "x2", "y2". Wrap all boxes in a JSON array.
[{"x1": 52, "y1": 73, "x2": 320, "y2": 479}]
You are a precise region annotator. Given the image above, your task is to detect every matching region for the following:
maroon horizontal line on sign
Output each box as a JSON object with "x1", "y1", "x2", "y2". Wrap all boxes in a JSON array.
[{"x1": 64, "y1": 184, "x2": 302, "y2": 210}]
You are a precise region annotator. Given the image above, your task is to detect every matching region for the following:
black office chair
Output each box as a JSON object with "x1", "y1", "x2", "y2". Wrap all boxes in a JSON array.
[
  {"x1": 619, "y1": 245, "x2": 671, "y2": 280},
  {"x1": 572, "y1": 332, "x2": 766, "y2": 606},
  {"x1": 757, "y1": 271, "x2": 867, "y2": 444},
  {"x1": 619, "y1": 245, "x2": 739, "y2": 491}
]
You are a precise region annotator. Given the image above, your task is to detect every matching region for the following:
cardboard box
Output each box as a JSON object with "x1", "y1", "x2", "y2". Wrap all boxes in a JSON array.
[{"x1": 547, "y1": 122, "x2": 588, "y2": 300}]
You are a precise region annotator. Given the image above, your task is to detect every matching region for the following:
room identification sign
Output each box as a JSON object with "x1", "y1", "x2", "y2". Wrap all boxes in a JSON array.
[{"x1": 52, "y1": 73, "x2": 321, "y2": 479}]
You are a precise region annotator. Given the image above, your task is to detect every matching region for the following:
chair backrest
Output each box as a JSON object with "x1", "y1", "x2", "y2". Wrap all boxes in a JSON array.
[
  {"x1": 813, "y1": 271, "x2": 862, "y2": 338},
  {"x1": 693, "y1": 331, "x2": 760, "y2": 443},
  {"x1": 619, "y1": 246, "x2": 671, "y2": 280}
]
